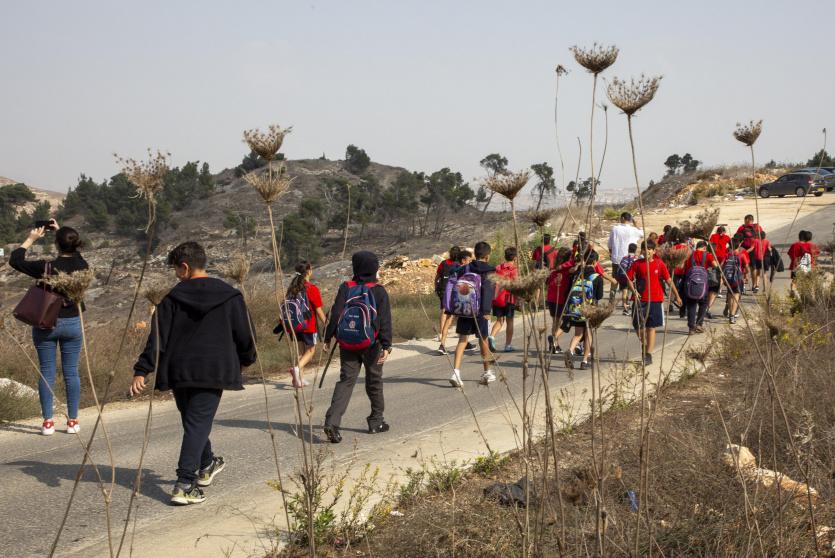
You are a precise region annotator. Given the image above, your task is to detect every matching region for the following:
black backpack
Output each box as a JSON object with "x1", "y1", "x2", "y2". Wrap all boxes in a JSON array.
[
  {"x1": 535, "y1": 247, "x2": 557, "y2": 270},
  {"x1": 435, "y1": 261, "x2": 456, "y2": 297}
]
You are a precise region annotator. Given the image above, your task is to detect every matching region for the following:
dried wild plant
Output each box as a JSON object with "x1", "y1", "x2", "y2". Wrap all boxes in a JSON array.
[
  {"x1": 555, "y1": 64, "x2": 568, "y2": 76},
  {"x1": 582, "y1": 303, "x2": 614, "y2": 329},
  {"x1": 485, "y1": 171, "x2": 530, "y2": 201},
  {"x1": 678, "y1": 207, "x2": 720, "y2": 240},
  {"x1": 142, "y1": 281, "x2": 171, "y2": 306},
  {"x1": 243, "y1": 124, "x2": 292, "y2": 161},
  {"x1": 657, "y1": 243, "x2": 692, "y2": 272},
  {"x1": 115, "y1": 149, "x2": 170, "y2": 200},
  {"x1": 607, "y1": 75, "x2": 662, "y2": 116},
  {"x1": 244, "y1": 164, "x2": 294, "y2": 204},
  {"x1": 46, "y1": 270, "x2": 95, "y2": 304},
  {"x1": 224, "y1": 254, "x2": 251, "y2": 285},
  {"x1": 528, "y1": 209, "x2": 556, "y2": 228},
  {"x1": 733, "y1": 120, "x2": 763, "y2": 147},
  {"x1": 495, "y1": 270, "x2": 548, "y2": 300},
  {"x1": 570, "y1": 43, "x2": 619, "y2": 75}
]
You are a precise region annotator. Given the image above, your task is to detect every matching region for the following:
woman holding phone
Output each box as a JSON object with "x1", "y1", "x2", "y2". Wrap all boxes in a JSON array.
[{"x1": 9, "y1": 219, "x2": 89, "y2": 435}]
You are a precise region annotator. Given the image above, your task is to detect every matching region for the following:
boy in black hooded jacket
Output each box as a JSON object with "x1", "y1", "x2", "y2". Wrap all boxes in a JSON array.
[
  {"x1": 322, "y1": 251, "x2": 393, "y2": 443},
  {"x1": 130, "y1": 242, "x2": 256, "y2": 505}
]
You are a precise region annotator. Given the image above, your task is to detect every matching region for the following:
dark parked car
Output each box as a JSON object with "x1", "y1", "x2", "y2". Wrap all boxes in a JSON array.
[
  {"x1": 794, "y1": 167, "x2": 835, "y2": 191},
  {"x1": 758, "y1": 173, "x2": 825, "y2": 198}
]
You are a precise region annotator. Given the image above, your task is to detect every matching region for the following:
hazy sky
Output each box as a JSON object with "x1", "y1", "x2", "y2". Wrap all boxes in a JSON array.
[{"x1": 2, "y1": 0, "x2": 833, "y2": 195}]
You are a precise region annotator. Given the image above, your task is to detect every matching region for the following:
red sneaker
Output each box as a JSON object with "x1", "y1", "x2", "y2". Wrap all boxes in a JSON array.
[
  {"x1": 66, "y1": 419, "x2": 80, "y2": 434},
  {"x1": 42, "y1": 420, "x2": 55, "y2": 436}
]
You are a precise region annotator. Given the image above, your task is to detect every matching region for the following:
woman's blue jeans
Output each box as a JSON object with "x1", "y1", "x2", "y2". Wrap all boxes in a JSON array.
[{"x1": 32, "y1": 316, "x2": 82, "y2": 420}]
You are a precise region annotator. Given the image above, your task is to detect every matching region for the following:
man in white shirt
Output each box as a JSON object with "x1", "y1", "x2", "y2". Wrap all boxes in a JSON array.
[{"x1": 608, "y1": 212, "x2": 644, "y2": 273}]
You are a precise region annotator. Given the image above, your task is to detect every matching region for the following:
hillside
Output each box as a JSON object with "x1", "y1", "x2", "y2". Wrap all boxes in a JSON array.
[
  {"x1": 638, "y1": 165, "x2": 780, "y2": 208},
  {"x1": 0, "y1": 176, "x2": 66, "y2": 213}
]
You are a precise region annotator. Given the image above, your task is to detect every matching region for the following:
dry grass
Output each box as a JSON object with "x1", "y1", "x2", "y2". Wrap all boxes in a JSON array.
[
  {"x1": 527, "y1": 209, "x2": 556, "y2": 228},
  {"x1": 0, "y1": 382, "x2": 40, "y2": 422},
  {"x1": 657, "y1": 243, "x2": 692, "y2": 271},
  {"x1": 495, "y1": 270, "x2": 548, "y2": 300},
  {"x1": 224, "y1": 254, "x2": 252, "y2": 285},
  {"x1": 582, "y1": 302, "x2": 614, "y2": 329},
  {"x1": 46, "y1": 269, "x2": 95, "y2": 304}
]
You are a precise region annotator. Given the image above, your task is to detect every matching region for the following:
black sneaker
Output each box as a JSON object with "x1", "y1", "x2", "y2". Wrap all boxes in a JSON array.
[
  {"x1": 368, "y1": 422, "x2": 390, "y2": 434},
  {"x1": 729, "y1": 316, "x2": 737, "y2": 325},
  {"x1": 197, "y1": 456, "x2": 225, "y2": 487},
  {"x1": 465, "y1": 341, "x2": 476, "y2": 351},
  {"x1": 642, "y1": 353, "x2": 653, "y2": 366},
  {"x1": 580, "y1": 361, "x2": 590, "y2": 370},
  {"x1": 705, "y1": 311, "x2": 713, "y2": 320},
  {"x1": 170, "y1": 483, "x2": 206, "y2": 506},
  {"x1": 551, "y1": 344, "x2": 562, "y2": 355},
  {"x1": 323, "y1": 424, "x2": 342, "y2": 444},
  {"x1": 437, "y1": 344, "x2": 447, "y2": 355}
]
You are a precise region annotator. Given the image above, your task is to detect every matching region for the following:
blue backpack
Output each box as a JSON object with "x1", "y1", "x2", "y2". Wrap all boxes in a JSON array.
[
  {"x1": 444, "y1": 266, "x2": 483, "y2": 317},
  {"x1": 722, "y1": 255, "x2": 742, "y2": 290},
  {"x1": 565, "y1": 273, "x2": 599, "y2": 320},
  {"x1": 335, "y1": 281, "x2": 379, "y2": 350},
  {"x1": 278, "y1": 289, "x2": 312, "y2": 334},
  {"x1": 616, "y1": 255, "x2": 636, "y2": 279}
]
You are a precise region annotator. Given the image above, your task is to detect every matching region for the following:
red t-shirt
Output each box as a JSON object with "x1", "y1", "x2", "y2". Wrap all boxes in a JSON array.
[
  {"x1": 709, "y1": 233, "x2": 731, "y2": 261},
  {"x1": 736, "y1": 223, "x2": 763, "y2": 248},
  {"x1": 627, "y1": 257, "x2": 671, "y2": 303},
  {"x1": 532, "y1": 244, "x2": 557, "y2": 269},
  {"x1": 494, "y1": 261, "x2": 518, "y2": 305},
  {"x1": 682, "y1": 249, "x2": 715, "y2": 273},
  {"x1": 749, "y1": 238, "x2": 771, "y2": 261},
  {"x1": 436, "y1": 259, "x2": 454, "y2": 277},
  {"x1": 547, "y1": 261, "x2": 574, "y2": 304},
  {"x1": 735, "y1": 249, "x2": 750, "y2": 271},
  {"x1": 303, "y1": 283, "x2": 323, "y2": 333},
  {"x1": 657, "y1": 234, "x2": 666, "y2": 245},
  {"x1": 788, "y1": 241, "x2": 819, "y2": 270}
]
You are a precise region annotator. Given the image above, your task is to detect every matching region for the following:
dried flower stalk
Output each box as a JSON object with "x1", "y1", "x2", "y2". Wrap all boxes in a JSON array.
[
  {"x1": 657, "y1": 243, "x2": 692, "y2": 272},
  {"x1": 734, "y1": 120, "x2": 763, "y2": 147},
  {"x1": 243, "y1": 124, "x2": 292, "y2": 161},
  {"x1": 495, "y1": 270, "x2": 548, "y2": 300},
  {"x1": 46, "y1": 270, "x2": 95, "y2": 304},
  {"x1": 528, "y1": 209, "x2": 556, "y2": 228},
  {"x1": 244, "y1": 163, "x2": 294, "y2": 204},
  {"x1": 607, "y1": 75, "x2": 662, "y2": 116},
  {"x1": 582, "y1": 303, "x2": 614, "y2": 329},
  {"x1": 142, "y1": 281, "x2": 171, "y2": 306},
  {"x1": 570, "y1": 43, "x2": 619, "y2": 75},
  {"x1": 485, "y1": 171, "x2": 530, "y2": 201}
]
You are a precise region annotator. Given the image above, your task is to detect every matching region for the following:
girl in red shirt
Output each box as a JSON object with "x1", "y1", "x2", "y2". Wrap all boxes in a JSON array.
[
  {"x1": 286, "y1": 261, "x2": 328, "y2": 388},
  {"x1": 547, "y1": 247, "x2": 575, "y2": 354},
  {"x1": 709, "y1": 226, "x2": 731, "y2": 262}
]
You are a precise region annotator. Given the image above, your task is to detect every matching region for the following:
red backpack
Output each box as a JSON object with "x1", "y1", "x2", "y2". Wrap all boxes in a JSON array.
[{"x1": 492, "y1": 262, "x2": 517, "y2": 307}]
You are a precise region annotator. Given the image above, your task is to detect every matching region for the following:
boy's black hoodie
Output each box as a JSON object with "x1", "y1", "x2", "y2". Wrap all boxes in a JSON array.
[
  {"x1": 325, "y1": 251, "x2": 393, "y2": 351},
  {"x1": 133, "y1": 277, "x2": 256, "y2": 391},
  {"x1": 467, "y1": 260, "x2": 496, "y2": 317}
]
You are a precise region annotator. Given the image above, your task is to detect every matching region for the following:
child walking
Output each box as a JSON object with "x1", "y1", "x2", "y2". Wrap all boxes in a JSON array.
[
  {"x1": 449, "y1": 242, "x2": 496, "y2": 387},
  {"x1": 131, "y1": 242, "x2": 257, "y2": 505},
  {"x1": 438, "y1": 249, "x2": 472, "y2": 354},
  {"x1": 547, "y1": 247, "x2": 575, "y2": 354},
  {"x1": 435, "y1": 246, "x2": 460, "y2": 352},
  {"x1": 562, "y1": 254, "x2": 604, "y2": 371},
  {"x1": 788, "y1": 230, "x2": 820, "y2": 293},
  {"x1": 283, "y1": 261, "x2": 328, "y2": 388},
  {"x1": 489, "y1": 247, "x2": 518, "y2": 353},
  {"x1": 626, "y1": 239, "x2": 681, "y2": 365},
  {"x1": 323, "y1": 251, "x2": 393, "y2": 443}
]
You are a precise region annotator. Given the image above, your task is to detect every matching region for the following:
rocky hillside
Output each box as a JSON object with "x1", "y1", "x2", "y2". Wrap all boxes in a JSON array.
[
  {"x1": 639, "y1": 166, "x2": 780, "y2": 208},
  {"x1": 0, "y1": 176, "x2": 66, "y2": 214}
]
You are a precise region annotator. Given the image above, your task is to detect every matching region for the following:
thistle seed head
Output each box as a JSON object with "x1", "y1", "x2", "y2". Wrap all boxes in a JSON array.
[
  {"x1": 495, "y1": 270, "x2": 548, "y2": 299},
  {"x1": 582, "y1": 303, "x2": 614, "y2": 329},
  {"x1": 242, "y1": 124, "x2": 292, "y2": 161},
  {"x1": 733, "y1": 120, "x2": 763, "y2": 147},
  {"x1": 47, "y1": 270, "x2": 95, "y2": 304},
  {"x1": 244, "y1": 162, "x2": 294, "y2": 204},
  {"x1": 484, "y1": 170, "x2": 530, "y2": 201},
  {"x1": 528, "y1": 209, "x2": 556, "y2": 228},
  {"x1": 555, "y1": 64, "x2": 568, "y2": 76},
  {"x1": 570, "y1": 43, "x2": 619, "y2": 75},
  {"x1": 607, "y1": 75, "x2": 662, "y2": 116},
  {"x1": 678, "y1": 208, "x2": 720, "y2": 240},
  {"x1": 224, "y1": 254, "x2": 251, "y2": 285},
  {"x1": 114, "y1": 149, "x2": 170, "y2": 200}
]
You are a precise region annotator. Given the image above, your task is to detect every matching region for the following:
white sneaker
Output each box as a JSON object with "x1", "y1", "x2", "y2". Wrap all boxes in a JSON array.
[
  {"x1": 66, "y1": 419, "x2": 80, "y2": 434},
  {"x1": 480, "y1": 370, "x2": 496, "y2": 384},
  {"x1": 42, "y1": 419, "x2": 55, "y2": 436},
  {"x1": 449, "y1": 369, "x2": 463, "y2": 388}
]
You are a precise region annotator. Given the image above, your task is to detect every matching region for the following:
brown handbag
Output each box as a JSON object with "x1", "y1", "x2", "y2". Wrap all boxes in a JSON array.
[{"x1": 13, "y1": 262, "x2": 65, "y2": 329}]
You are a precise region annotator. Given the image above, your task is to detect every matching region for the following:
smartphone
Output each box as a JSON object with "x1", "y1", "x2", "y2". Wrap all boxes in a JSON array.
[{"x1": 34, "y1": 220, "x2": 55, "y2": 230}]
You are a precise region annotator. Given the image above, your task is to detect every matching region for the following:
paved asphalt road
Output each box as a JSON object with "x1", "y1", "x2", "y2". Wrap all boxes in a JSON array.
[{"x1": 0, "y1": 206, "x2": 829, "y2": 558}]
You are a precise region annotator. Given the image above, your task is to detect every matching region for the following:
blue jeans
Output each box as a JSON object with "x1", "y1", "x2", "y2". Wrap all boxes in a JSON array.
[{"x1": 32, "y1": 317, "x2": 82, "y2": 420}]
